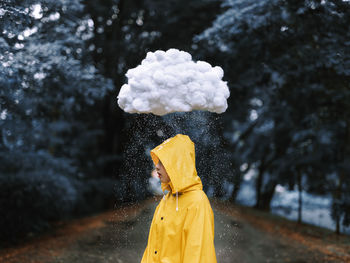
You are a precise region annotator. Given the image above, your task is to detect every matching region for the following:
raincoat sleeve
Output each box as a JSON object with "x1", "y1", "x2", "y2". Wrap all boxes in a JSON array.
[{"x1": 182, "y1": 202, "x2": 217, "y2": 263}]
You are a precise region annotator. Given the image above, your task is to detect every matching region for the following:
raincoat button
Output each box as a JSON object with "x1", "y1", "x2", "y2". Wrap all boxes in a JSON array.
[
  {"x1": 155, "y1": 250, "x2": 157, "y2": 254},
  {"x1": 161, "y1": 217, "x2": 163, "y2": 220}
]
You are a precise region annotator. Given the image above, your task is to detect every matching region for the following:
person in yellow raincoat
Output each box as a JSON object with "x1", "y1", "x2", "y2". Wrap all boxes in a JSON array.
[{"x1": 141, "y1": 134, "x2": 217, "y2": 263}]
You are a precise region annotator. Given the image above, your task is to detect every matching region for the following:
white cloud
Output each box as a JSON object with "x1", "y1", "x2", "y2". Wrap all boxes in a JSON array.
[{"x1": 117, "y1": 48, "x2": 230, "y2": 115}]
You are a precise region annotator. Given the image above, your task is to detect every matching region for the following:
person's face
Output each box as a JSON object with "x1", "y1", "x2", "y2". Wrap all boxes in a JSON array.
[{"x1": 155, "y1": 160, "x2": 170, "y2": 183}]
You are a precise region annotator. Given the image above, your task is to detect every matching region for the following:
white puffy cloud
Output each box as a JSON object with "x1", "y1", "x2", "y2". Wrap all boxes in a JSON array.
[{"x1": 117, "y1": 48, "x2": 230, "y2": 116}]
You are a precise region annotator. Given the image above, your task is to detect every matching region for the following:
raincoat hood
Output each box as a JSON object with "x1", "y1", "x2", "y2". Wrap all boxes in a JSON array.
[{"x1": 150, "y1": 134, "x2": 203, "y2": 194}]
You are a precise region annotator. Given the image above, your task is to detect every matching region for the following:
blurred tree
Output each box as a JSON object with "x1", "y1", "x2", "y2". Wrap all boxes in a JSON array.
[
  {"x1": 1, "y1": 0, "x2": 114, "y2": 178},
  {"x1": 194, "y1": 0, "x2": 350, "y2": 228},
  {"x1": 0, "y1": 0, "x2": 116, "y2": 245}
]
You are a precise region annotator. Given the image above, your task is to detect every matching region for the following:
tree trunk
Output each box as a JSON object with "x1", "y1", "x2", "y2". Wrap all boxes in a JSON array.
[
  {"x1": 334, "y1": 171, "x2": 345, "y2": 235},
  {"x1": 255, "y1": 161, "x2": 274, "y2": 210},
  {"x1": 336, "y1": 216, "x2": 340, "y2": 235},
  {"x1": 297, "y1": 170, "x2": 302, "y2": 224},
  {"x1": 257, "y1": 181, "x2": 277, "y2": 211},
  {"x1": 229, "y1": 175, "x2": 242, "y2": 203},
  {"x1": 255, "y1": 168, "x2": 264, "y2": 209},
  {"x1": 230, "y1": 163, "x2": 250, "y2": 203}
]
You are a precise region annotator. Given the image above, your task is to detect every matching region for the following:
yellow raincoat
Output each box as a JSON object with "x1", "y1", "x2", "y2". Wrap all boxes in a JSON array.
[{"x1": 141, "y1": 134, "x2": 217, "y2": 263}]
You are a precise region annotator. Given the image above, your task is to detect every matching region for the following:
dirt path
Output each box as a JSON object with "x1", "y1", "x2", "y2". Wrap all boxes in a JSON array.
[
  {"x1": 212, "y1": 200, "x2": 350, "y2": 263},
  {"x1": 1, "y1": 198, "x2": 349, "y2": 263}
]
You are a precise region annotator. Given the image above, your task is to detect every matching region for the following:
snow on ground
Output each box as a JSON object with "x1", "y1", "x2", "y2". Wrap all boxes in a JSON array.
[{"x1": 117, "y1": 48, "x2": 230, "y2": 115}]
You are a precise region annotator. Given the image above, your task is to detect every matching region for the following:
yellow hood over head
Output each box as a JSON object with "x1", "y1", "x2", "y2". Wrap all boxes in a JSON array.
[{"x1": 150, "y1": 134, "x2": 203, "y2": 194}]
